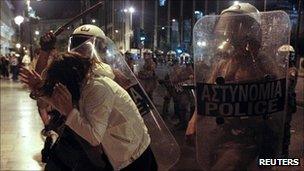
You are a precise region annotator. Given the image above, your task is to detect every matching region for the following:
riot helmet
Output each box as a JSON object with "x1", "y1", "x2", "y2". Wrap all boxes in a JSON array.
[
  {"x1": 180, "y1": 52, "x2": 191, "y2": 65},
  {"x1": 143, "y1": 49, "x2": 153, "y2": 59},
  {"x1": 166, "y1": 50, "x2": 177, "y2": 65},
  {"x1": 214, "y1": 3, "x2": 262, "y2": 55},
  {"x1": 278, "y1": 45, "x2": 295, "y2": 67},
  {"x1": 68, "y1": 24, "x2": 107, "y2": 59},
  {"x1": 124, "y1": 50, "x2": 132, "y2": 60}
]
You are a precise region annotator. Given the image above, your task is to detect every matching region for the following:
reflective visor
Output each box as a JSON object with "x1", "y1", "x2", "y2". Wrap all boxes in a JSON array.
[
  {"x1": 213, "y1": 13, "x2": 261, "y2": 47},
  {"x1": 68, "y1": 35, "x2": 91, "y2": 50}
]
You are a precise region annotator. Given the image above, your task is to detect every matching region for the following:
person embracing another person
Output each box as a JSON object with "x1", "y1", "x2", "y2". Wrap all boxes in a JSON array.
[{"x1": 20, "y1": 25, "x2": 158, "y2": 171}]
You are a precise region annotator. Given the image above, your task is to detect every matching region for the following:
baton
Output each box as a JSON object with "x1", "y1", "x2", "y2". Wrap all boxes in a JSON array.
[{"x1": 53, "y1": 1, "x2": 104, "y2": 36}]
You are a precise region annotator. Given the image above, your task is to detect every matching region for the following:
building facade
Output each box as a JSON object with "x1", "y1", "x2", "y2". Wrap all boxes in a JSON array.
[
  {"x1": 72, "y1": 0, "x2": 304, "y2": 58},
  {"x1": 0, "y1": 0, "x2": 17, "y2": 55}
]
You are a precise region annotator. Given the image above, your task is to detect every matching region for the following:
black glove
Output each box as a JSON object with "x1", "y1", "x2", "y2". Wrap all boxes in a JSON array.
[
  {"x1": 40, "y1": 32, "x2": 56, "y2": 52},
  {"x1": 41, "y1": 136, "x2": 53, "y2": 163}
]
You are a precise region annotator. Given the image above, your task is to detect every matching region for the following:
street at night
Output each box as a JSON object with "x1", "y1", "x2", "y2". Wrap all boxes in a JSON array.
[
  {"x1": 1, "y1": 63, "x2": 303, "y2": 170},
  {"x1": 1, "y1": 0, "x2": 303, "y2": 171}
]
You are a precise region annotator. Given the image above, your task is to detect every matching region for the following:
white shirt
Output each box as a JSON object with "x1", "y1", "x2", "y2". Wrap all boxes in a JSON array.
[
  {"x1": 65, "y1": 62, "x2": 150, "y2": 170},
  {"x1": 22, "y1": 54, "x2": 31, "y2": 65}
]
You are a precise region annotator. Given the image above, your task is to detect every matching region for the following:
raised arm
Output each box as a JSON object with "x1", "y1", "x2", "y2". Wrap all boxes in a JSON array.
[{"x1": 35, "y1": 32, "x2": 56, "y2": 74}]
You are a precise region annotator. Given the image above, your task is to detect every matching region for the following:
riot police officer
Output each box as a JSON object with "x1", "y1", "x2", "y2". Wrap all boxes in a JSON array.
[
  {"x1": 124, "y1": 51, "x2": 134, "y2": 72},
  {"x1": 278, "y1": 45, "x2": 298, "y2": 157},
  {"x1": 137, "y1": 49, "x2": 158, "y2": 101},
  {"x1": 161, "y1": 53, "x2": 194, "y2": 129},
  {"x1": 190, "y1": 3, "x2": 292, "y2": 170}
]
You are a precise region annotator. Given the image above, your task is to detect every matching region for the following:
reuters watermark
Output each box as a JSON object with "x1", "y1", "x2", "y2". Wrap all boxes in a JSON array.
[{"x1": 258, "y1": 158, "x2": 300, "y2": 166}]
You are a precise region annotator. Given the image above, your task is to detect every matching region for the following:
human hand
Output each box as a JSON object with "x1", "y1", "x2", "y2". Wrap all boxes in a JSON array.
[
  {"x1": 185, "y1": 111, "x2": 197, "y2": 146},
  {"x1": 40, "y1": 31, "x2": 56, "y2": 52},
  {"x1": 20, "y1": 67, "x2": 43, "y2": 91},
  {"x1": 288, "y1": 67, "x2": 298, "y2": 79},
  {"x1": 45, "y1": 83, "x2": 74, "y2": 117},
  {"x1": 185, "y1": 122, "x2": 196, "y2": 146}
]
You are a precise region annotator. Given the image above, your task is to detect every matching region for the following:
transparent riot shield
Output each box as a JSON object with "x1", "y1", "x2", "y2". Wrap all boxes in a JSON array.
[
  {"x1": 69, "y1": 36, "x2": 180, "y2": 170},
  {"x1": 193, "y1": 11, "x2": 290, "y2": 170}
]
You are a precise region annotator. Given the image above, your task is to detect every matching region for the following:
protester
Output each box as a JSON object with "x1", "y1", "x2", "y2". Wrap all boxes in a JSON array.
[
  {"x1": 10, "y1": 54, "x2": 19, "y2": 81},
  {"x1": 20, "y1": 25, "x2": 158, "y2": 171},
  {"x1": 22, "y1": 51, "x2": 158, "y2": 171},
  {"x1": 0, "y1": 55, "x2": 9, "y2": 79}
]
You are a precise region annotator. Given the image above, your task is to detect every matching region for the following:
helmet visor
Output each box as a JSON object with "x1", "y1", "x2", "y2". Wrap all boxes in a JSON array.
[
  {"x1": 213, "y1": 12, "x2": 261, "y2": 47},
  {"x1": 68, "y1": 35, "x2": 92, "y2": 51}
]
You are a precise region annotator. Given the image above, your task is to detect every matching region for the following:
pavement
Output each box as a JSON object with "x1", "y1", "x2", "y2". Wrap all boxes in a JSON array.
[
  {"x1": 0, "y1": 68, "x2": 302, "y2": 170},
  {"x1": 152, "y1": 85, "x2": 201, "y2": 171},
  {"x1": 0, "y1": 80, "x2": 44, "y2": 170}
]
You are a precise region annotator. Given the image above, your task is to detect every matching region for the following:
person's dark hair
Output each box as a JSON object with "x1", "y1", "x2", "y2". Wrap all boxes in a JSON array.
[{"x1": 42, "y1": 52, "x2": 92, "y2": 104}]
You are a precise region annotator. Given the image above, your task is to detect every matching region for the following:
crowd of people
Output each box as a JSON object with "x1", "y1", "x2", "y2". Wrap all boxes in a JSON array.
[
  {"x1": 0, "y1": 53, "x2": 21, "y2": 81},
  {"x1": 0, "y1": 52, "x2": 34, "y2": 81},
  {"x1": 125, "y1": 48, "x2": 195, "y2": 130}
]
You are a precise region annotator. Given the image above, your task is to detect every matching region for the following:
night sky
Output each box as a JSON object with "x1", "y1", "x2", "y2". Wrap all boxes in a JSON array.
[{"x1": 11, "y1": 0, "x2": 82, "y2": 20}]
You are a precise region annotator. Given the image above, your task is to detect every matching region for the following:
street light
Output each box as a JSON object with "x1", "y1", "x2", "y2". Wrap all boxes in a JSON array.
[
  {"x1": 123, "y1": 7, "x2": 135, "y2": 28},
  {"x1": 14, "y1": 16, "x2": 24, "y2": 26},
  {"x1": 91, "y1": 19, "x2": 96, "y2": 23},
  {"x1": 124, "y1": 7, "x2": 135, "y2": 13},
  {"x1": 14, "y1": 15, "x2": 24, "y2": 42},
  {"x1": 197, "y1": 41, "x2": 207, "y2": 47},
  {"x1": 161, "y1": 27, "x2": 165, "y2": 30},
  {"x1": 126, "y1": 7, "x2": 135, "y2": 29},
  {"x1": 140, "y1": 36, "x2": 146, "y2": 41},
  {"x1": 115, "y1": 29, "x2": 119, "y2": 33},
  {"x1": 128, "y1": 7, "x2": 135, "y2": 13},
  {"x1": 122, "y1": 7, "x2": 136, "y2": 51},
  {"x1": 172, "y1": 19, "x2": 176, "y2": 22},
  {"x1": 35, "y1": 30, "x2": 39, "y2": 35}
]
